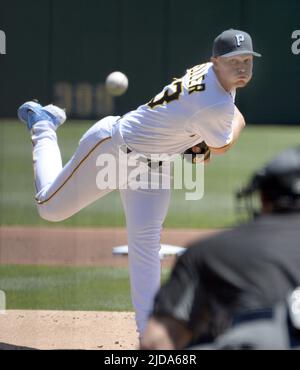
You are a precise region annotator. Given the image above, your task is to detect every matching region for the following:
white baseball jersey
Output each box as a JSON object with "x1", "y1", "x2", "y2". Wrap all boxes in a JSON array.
[
  {"x1": 119, "y1": 62, "x2": 236, "y2": 157},
  {"x1": 26, "y1": 62, "x2": 236, "y2": 338}
]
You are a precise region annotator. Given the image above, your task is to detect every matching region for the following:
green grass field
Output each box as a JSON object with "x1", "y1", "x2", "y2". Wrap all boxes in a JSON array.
[
  {"x1": 0, "y1": 265, "x2": 170, "y2": 311},
  {"x1": 1, "y1": 120, "x2": 300, "y2": 228},
  {"x1": 1, "y1": 120, "x2": 300, "y2": 311}
]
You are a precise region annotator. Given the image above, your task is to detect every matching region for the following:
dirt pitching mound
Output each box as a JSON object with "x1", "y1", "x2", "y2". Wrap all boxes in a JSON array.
[
  {"x1": 0, "y1": 310, "x2": 138, "y2": 350},
  {"x1": 0, "y1": 226, "x2": 222, "y2": 350}
]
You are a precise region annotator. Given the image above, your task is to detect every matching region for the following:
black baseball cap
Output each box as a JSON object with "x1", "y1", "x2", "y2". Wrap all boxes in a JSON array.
[
  {"x1": 237, "y1": 147, "x2": 300, "y2": 207},
  {"x1": 213, "y1": 29, "x2": 261, "y2": 58}
]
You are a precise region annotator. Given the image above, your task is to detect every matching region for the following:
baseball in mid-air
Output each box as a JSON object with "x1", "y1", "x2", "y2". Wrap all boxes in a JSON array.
[{"x1": 105, "y1": 71, "x2": 129, "y2": 96}]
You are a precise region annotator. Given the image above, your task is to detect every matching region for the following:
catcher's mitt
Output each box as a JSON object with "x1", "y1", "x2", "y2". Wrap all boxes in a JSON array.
[{"x1": 183, "y1": 141, "x2": 211, "y2": 164}]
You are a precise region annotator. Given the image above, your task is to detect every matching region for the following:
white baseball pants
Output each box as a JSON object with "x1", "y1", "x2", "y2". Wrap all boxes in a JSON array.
[{"x1": 30, "y1": 116, "x2": 171, "y2": 335}]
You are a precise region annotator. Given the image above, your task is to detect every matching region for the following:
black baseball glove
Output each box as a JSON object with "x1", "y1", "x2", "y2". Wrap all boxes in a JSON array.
[{"x1": 183, "y1": 141, "x2": 211, "y2": 164}]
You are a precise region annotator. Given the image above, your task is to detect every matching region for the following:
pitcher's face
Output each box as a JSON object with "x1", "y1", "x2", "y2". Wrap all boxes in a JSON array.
[{"x1": 212, "y1": 54, "x2": 253, "y2": 90}]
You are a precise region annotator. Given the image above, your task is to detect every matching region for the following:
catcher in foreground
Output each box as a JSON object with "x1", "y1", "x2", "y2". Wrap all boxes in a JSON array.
[{"x1": 141, "y1": 148, "x2": 300, "y2": 350}]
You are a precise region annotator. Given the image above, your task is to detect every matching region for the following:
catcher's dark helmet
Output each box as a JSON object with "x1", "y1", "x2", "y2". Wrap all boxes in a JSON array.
[{"x1": 237, "y1": 147, "x2": 300, "y2": 213}]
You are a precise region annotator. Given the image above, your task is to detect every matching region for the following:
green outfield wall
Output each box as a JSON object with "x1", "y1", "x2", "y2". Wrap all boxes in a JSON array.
[{"x1": 1, "y1": 0, "x2": 300, "y2": 123}]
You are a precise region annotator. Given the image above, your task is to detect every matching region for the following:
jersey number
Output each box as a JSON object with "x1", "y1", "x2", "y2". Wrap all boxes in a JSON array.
[
  {"x1": 147, "y1": 64, "x2": 208, "y2": 109},
  {"x1": 148, "y1": 80, "x2": 182, "y2": 109}
]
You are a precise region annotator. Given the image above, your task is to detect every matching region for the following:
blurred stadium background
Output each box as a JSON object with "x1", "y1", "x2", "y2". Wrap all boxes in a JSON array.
[
  {"x1": 1, "y1": 0, "x2": 300, "y2": 313},
  {"x1": 1, "y1": 0, "x2": 300, "y2": 122}
]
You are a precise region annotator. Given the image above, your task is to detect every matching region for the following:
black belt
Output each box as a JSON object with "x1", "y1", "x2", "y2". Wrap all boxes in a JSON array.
[
  {"x1": 232, "y1": 309, "x2": 274, "y2": 327},
  {"x1": 126, "y1": 147, "x2": 163, "y2": 168},
  {"x1": 231, "y1": 305, "x2": 300, "y2": 349}
]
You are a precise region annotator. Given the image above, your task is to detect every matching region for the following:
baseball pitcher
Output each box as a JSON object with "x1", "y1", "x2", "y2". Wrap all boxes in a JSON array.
[{"x1": 17, "y1": 29, "x2": 261, "y2": 337}]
